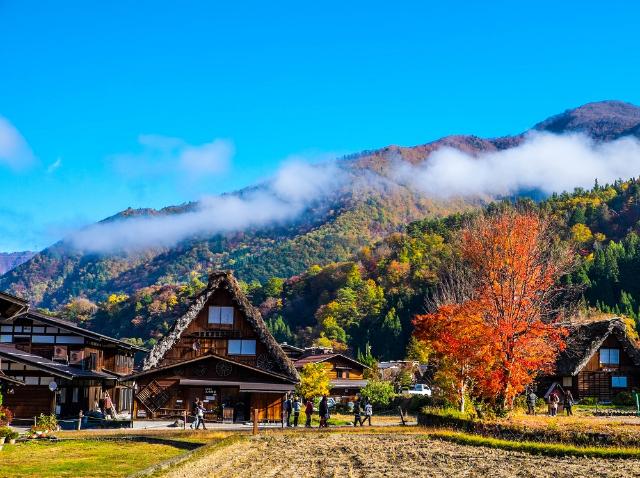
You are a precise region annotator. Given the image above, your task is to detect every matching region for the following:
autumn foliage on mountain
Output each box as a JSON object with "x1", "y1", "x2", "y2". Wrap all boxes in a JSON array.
[{"x1": 413, "y1": 210, "x2": 575, "y2": 411}]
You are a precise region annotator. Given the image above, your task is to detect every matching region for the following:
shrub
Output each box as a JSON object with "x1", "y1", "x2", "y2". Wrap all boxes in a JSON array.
[
  {"x1": 407, "y1": 395, "x2": 432, "y2": 413},
  {"x1": 360, "y1": 379, "x2": 396, "y2": 407},
  {"x1": 580, "y1": 396, "x2": 598, "y2": 406},
  {"x1": 33, "y1": 413, "x2": 58, "y2": 431},
  {"x1": 0, "y1": 425, "x2": 13, "y2": 437},
  {"x1": 612, "y1": 391, "x2": 634, "y2": 406},
  {"x1": 0, "y1": 406, "x2": 13, "y2": 427}
]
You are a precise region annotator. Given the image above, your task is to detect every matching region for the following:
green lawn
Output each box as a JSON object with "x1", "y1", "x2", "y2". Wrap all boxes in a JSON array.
[{"x1": 0, "y1": 439, "x2": 189, "y2": 478}]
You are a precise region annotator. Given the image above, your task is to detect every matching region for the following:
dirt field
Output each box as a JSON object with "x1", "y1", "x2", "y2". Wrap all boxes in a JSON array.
[{"x1": 161, "y1": 432, "x2": 640, "y2": 478}]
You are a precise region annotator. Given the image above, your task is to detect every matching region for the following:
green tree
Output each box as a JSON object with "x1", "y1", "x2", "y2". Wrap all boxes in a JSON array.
[
  {"x1": 360, "y1": 379, "x2": 396, "y2": 407},
  {"x1": 266, "y1": 315, "x2": 294, "y2": 343}
]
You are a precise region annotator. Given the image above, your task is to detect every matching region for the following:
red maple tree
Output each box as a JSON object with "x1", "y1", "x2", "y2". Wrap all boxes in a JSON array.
[{"x1": 414, "y1": 210, "x2": 574, "y2": 411}]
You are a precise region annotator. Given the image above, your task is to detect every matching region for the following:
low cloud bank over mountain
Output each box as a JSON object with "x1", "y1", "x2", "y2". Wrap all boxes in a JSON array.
[
  {"x1": 394, "y1": 132, "x2": 640, "y2": 198},
  {"x1": 69, "y1": 161, "x2": 346, "y2": 253},
  {"x1": 68, "y1": 130, "x2": 640, "y2": 254}
]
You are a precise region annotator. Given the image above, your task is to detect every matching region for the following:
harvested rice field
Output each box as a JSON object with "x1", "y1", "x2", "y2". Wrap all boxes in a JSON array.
[{"x1": 161, "y1": 432, "x2": 640, "y2": 478}]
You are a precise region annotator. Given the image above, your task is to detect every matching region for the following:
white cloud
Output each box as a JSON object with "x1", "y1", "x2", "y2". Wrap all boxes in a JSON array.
[
  {"x1": 394, "y1": 132, "x2": 640, "y2": 198},
  {"x1": 69, "y1": 160, "x2": 346, "y2": 253},
  {"x1": 179, "y1": 139, "x2": 233, "y2": 176},
  {"x1": 47, "y1": 157, "x2": 62, "y2": 174},
  {"x1": 68, "y1": 131, "x2": 640, "y2": 254},
  {"x1": 0, "y1": 116, "x2": 35, "y2": 170},
  {"x1": 110, "y1": 135, "x2": 233, "y2": 179}
]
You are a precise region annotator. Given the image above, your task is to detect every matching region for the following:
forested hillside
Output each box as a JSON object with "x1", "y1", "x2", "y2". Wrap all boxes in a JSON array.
[
  {"x1": 3, "y1": 100, "x2": 640, "y2": 357},
  {"x1": 44, "y1": 177, "x2": 640, "y2": 360}
]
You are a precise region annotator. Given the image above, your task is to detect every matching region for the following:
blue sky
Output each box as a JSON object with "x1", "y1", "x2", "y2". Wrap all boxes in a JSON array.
[{"x1": 1, "y1": 1, "x2": 639, "y2": 251}]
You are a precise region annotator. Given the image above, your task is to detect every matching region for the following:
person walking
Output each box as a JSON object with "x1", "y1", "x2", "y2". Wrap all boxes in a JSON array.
[
  {"x1": 353, "y1": 398, "x2": 363, "y2": 427},
  {"x1": 550, "y1": 393, "x2": 559, "y2": 417},
  {"x1": 283, "y1": 394, "x2": 292, "y2": 427},
  {"x1": 319, "y1": 395, "x2": 329, "y2": 428},
  {"x1": 304, "y1": 399, "x2": 313, "y2": 428},
  {"x1": 196, "y1": 400, "x2": 207, "y2": 430},
  {"x1": 292, "y1": 397, "x2": 301, "y2": 427},
  {"x1": 190, "y1": 397, "x2": 200, "y2": 429},
  {"x1": 103, "y1": 392, "x2": 116, "y2": 420},
  {"x1": 527, "y1": 390, "x2": 538, "y2": 415},
  {"x1": 363, "y1": 400, "x2": 373, "y2": 426},
  {"x1": 564, "y1": 389, "x2": 574, "y2": 416}
]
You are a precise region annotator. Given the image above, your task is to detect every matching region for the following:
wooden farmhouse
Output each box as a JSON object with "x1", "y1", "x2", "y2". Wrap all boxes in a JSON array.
[
  {"x1": 127, "y1": 271, "x2": 298, "y2": 423},
  {"x1": 540, "y1": 317, "x2": 640, "y2": 402},
  {"x1": 0, "y1": 291, "x2": 144, "y2": 419},
  {"x1": 293, "y1": 348, "x2": 368, "y2": 400}
]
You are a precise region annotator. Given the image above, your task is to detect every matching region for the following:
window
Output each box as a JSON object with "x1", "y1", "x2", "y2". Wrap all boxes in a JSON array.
[
  {"x1": 600, "y1": 348, "x2": 620, "y2": 365},
  {"x1": 227, "y1": 339, "x2": 256, "y2": 355},
  {"x1": 72, "y1": 387, "x2": 79, "y2": 403},
  {"x1": 562, "y1": 376, "x2": 572, "y2": 387},
  {"x1": 56, "y1": 335, "x2": 85, "y2": 344},
  {"x1": 208, "y1": 306, "x2": 234, "y2": 325},
  {"x1": 337, "y1": 369, "x2": 350, "y2": 379},
  {"x1": 24, "y1": 376, "x2": 39, "y2": 385},
  {"x1": 32, "y1": 335, "x2": 55, "y2": 344},
  {"x1": 0, "y1": 326, "x2": 12, "y2": 332},
  {"x1": 0, "y1": 335, "x2": 11, "y2": 343},
  {"x1": 612, "y1": 376, "x2": 628, "y2": 388}
]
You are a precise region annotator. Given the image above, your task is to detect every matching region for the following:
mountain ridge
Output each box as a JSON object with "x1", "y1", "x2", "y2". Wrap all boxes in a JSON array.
[{"x1": 2, "y1": 100, "x2": 640, "y2": 309}]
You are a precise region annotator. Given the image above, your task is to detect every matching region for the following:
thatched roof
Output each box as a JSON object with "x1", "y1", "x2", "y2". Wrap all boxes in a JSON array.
[
  {"x1": 554, "y1": 317, "x2": 640, "y2": 376},
  {"x1": 142, "y1": 270, "x2": 299, "y2": 381}
]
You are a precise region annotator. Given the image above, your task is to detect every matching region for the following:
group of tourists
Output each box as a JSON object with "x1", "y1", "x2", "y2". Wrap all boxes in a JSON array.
[
  {"x1": 526, "y1": 387, "x2": 574, "y2": 417},
  {"x1": 283, "y1": 394, "x2": 318, "y2": 427},
  {"x1": 282, "y1": 393, "x2": 373, "y2": 428},
  {"x1": 352, "y1": 397, "x2": 373, "y2": 426}
]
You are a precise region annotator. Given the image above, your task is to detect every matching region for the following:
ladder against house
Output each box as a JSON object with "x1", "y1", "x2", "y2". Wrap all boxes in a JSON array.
[{"x1": 136, "y1": 380, "x2": 170, "y2": 413}]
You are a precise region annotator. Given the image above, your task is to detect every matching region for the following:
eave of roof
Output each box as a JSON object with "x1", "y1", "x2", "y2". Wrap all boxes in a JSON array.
[
  {"x1": 330, "y1": 379, "x2": 369, "y2": 388},
  {"x1": 294, "y1": 353, "x2": 369, "y2": 370},
  {"x1": 0, "y1": 371, "x2": 24, "y2": 386},
  {"x1": 13, "y1": 311, "x2": 148, "y2": 353},
  {"x1": 0, "y1": 345, "x2": 114, "y2": 380},
  {"x1": 125, "y1": 352, "x2": 298, "y2": 384},
  {"x1": 0, "y1": 291, "x2": 29, "y2": 319}
]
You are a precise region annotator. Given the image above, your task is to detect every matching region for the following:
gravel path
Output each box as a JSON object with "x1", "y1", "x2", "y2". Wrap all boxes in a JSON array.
[{"x1": 162, "y1": 433, "x2": 640, "y2": 478}]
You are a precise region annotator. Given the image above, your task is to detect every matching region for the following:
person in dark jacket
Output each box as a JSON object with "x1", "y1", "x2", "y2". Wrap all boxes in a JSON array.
[
  {"x1": 319, "y1": 395, "x2": 329, "y2": 428},
  {"x1": 283, "y1": 394, "x2": 292, "y2": 427},
  {"x1": 353, "y1": 398, "x2": 363, "y2": 426},
  {"x1": 304, "y1": 399, "x2": 314, "y2": 427},
  {"x1": 564, "y1": 389, "x2": 574, "y2": 416},
  {"x1": 190, "y1": 397, "x2": 200, "y2": 429}
]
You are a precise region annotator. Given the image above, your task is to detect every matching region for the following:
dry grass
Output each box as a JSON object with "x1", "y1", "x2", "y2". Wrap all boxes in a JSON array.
[{"x1": 159, "y1": 431, "x2": 640, "y2": 477}]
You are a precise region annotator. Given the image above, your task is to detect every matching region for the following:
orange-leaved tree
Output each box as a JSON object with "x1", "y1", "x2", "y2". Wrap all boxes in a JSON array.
[
  {"x1": 414, "y1": 300, "x2": 492, "y2": 411},
  {"x1": 414, "y1": 209, "x2": 575, "y2": 412}
]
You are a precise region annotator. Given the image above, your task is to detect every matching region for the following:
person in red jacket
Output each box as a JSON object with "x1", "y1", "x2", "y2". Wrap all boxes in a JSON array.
[{"x1": 304, "y1": 399, "x2": 314, "y2": 427}]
